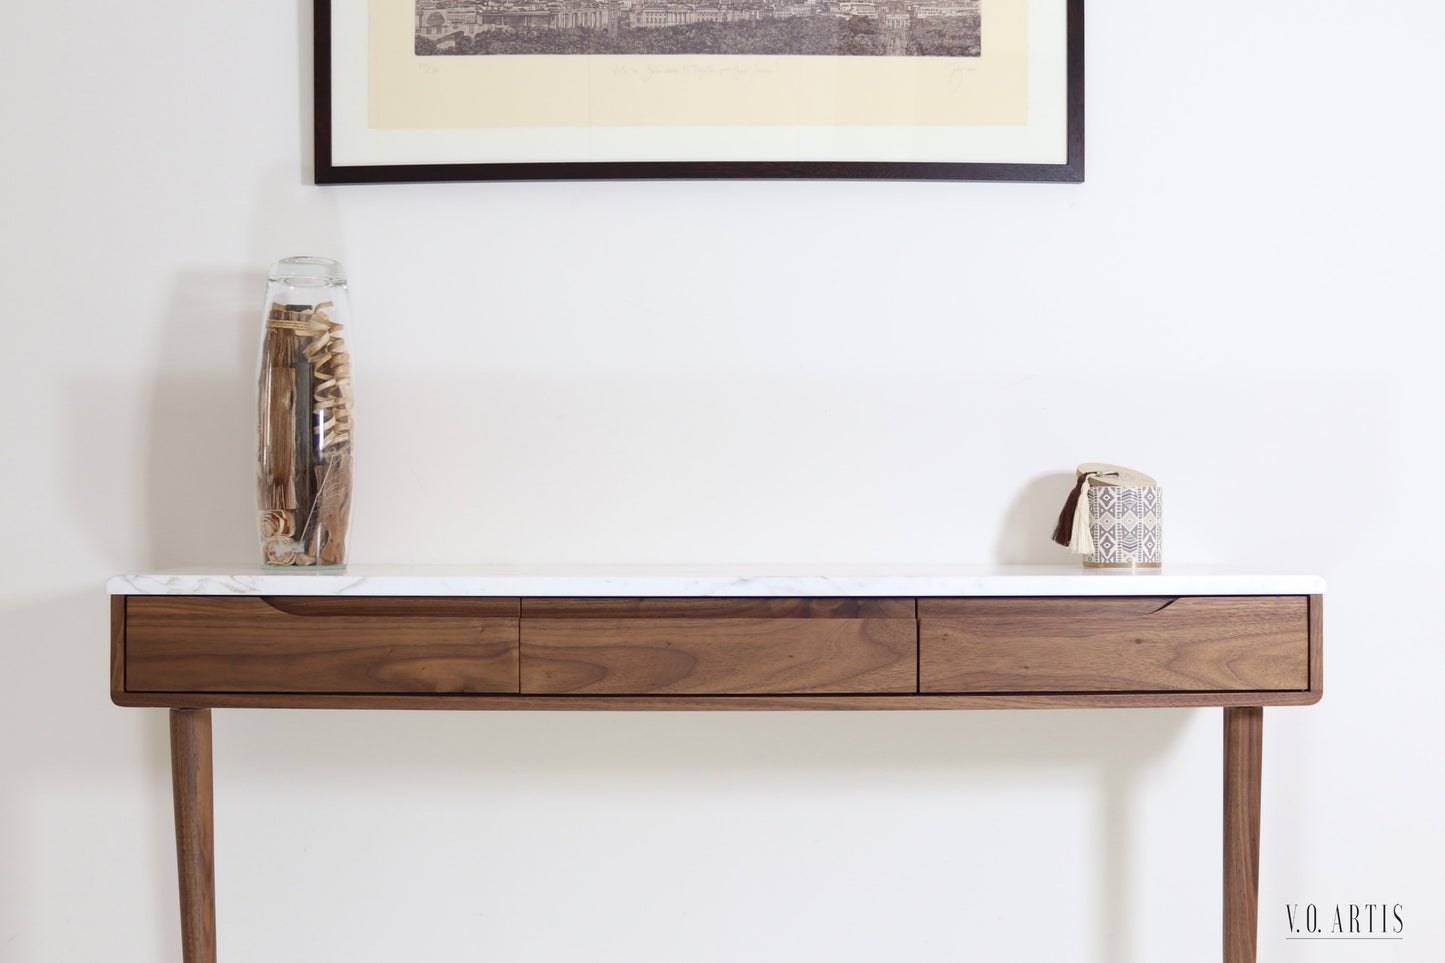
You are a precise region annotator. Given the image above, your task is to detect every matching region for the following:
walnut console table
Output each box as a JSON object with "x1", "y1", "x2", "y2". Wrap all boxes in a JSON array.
[{"x1": 109, "y1": 566, "x2": 1324, "y2": 963}]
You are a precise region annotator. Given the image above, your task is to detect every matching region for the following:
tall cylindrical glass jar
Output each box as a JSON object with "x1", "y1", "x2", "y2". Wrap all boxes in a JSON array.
[{"x1": 256, "y1": 257, "x2": 355, "y2": 569}]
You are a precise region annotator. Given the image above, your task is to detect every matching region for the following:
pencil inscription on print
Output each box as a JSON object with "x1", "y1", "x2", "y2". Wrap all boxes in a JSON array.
[{"x1": 416, "y1": 0, "x2": 982, "y2": 57}]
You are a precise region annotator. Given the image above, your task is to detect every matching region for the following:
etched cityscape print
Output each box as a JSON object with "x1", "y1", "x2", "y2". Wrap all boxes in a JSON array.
[{"x1": 416, "y1": 0, "x2": 981, "y2": 57}]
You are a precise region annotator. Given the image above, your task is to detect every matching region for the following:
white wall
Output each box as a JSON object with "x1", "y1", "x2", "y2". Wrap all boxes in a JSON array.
[{"x1": 2, "y1": 1, "x2": 1442, "y2": 960}]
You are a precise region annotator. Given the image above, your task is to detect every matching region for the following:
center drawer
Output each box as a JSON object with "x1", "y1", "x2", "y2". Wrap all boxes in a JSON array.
[
  {"x1": 520, "y1": 598, "x2": 918, "y2": 695},
  {"x1": 124, "y1": 596, "x2": 520, "y2": 694}
]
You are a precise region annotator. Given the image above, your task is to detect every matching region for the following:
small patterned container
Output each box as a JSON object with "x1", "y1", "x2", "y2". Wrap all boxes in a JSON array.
[{"x1": 1084, "y1": 485, "x2": 1162, "y2": 568}]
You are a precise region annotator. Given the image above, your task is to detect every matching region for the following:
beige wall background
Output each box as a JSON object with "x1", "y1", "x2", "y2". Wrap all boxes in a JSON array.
[{"x1": 2, "y1": 1, "x2": 1442, "y2": 960}]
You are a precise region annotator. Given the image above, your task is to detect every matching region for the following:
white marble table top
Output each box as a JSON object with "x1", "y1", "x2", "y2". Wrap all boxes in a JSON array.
[{"x1": 108, "y1": 565, "x2": 1325, "y2": 597}]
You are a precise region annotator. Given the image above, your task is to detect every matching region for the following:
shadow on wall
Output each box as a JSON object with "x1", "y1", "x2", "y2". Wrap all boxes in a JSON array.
[
  {"x1": 142, "y1": 269, "x2": 263, "y2": 568},
  {"x1": 995, "y1": 472, "x2": 1076, "y2": 564}
]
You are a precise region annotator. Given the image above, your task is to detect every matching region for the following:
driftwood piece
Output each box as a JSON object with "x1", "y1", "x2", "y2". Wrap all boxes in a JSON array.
[
  {"x1": 259, "y1": 332, "x2": 298, "y2": 517},
  {"x1": 315, "y1": 451, "x2": 353, "y2": 567},
  {"x1": 291, "y1": 347, "x2": 315, "y2": 556}
]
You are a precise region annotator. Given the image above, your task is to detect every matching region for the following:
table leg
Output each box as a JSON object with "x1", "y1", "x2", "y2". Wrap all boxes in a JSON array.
[
  {"x1": 170, "y1": 708, "x2": 217, "y2": 963},
  {"x1": 1223, "y1": 707, "x2": 1262, "y2": 963}
]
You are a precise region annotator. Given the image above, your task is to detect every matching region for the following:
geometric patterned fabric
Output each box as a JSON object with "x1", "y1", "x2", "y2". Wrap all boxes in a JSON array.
[{"x1": 1085, "y1": 485, "x2": 1162, "y2": 565}]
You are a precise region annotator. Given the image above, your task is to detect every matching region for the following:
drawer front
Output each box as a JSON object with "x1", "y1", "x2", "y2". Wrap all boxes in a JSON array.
[
  {"x1": 125, "y1": 596, "x2": 520, "y2": 694},
  {"x1": 521, "y1": 598, "x2": 917, "y2": 695},
  {"x1": 919, "y1": 596, "x2": 1309, "y2": 694}
]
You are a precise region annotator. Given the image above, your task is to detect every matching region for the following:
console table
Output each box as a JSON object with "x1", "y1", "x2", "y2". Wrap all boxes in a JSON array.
[{"x1": 109, "y1": 566, "x2": 1324, "y2": 963}]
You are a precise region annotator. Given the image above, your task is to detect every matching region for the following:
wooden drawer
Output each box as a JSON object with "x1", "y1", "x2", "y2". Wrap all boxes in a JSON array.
[
  {"x1": 124, "y1": 596, "x2": 520, "y2": 694},
  {"x1": 520, "y1": 598, "x2": 917, "y2": 695},
  {"x1": 919, "y1": 596, "x2": 1309, "y2": 694}
]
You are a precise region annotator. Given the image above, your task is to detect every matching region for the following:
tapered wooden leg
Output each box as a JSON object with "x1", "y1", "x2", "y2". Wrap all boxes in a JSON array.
[
  {"x1": 1224, "y1": 707, "x2": 1262, "y2": 963},
  {"x1": 170, "y1": 709, "x2": 217, "y2": 963}
]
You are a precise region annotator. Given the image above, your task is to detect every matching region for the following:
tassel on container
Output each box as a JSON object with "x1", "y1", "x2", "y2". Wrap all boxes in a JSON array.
[{"x1": 1051, "y1": 463, "x2": 1162, "y2": 568}]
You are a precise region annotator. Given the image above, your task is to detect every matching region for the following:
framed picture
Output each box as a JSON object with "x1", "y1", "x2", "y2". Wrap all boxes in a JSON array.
[{"x1": 314, "y1": 0, "x2": 1082, "y2": 183}]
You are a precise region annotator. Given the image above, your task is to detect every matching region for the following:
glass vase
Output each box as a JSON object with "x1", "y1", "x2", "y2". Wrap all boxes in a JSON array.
[{"x1": 256, "y1": 257, "x2": 355, "y2": 569}]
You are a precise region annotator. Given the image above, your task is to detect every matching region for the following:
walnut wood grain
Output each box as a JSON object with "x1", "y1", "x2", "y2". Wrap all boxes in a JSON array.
[
  {"x1": 110, "y1": 595, "x2": 126, "y2": 696},
  {"x1": 919, "y1": 596, "x2": 1309, "y2": 693},
  {"x1": 262, "y1": 596, "x2": 519, "y2": 618},
  {"x1": 113, "y1": 593, "x2": 1322, "y2": 708},
  {"x1": 920, "y1": 597, "x2": 1175, "y2": 618},
  {"x1": 170, "y1": 709, "x2": 216, "y2": 963},
  {"x1": 1224, "y1": 707, "x2": 1263, "y2": 963},
  {"x1": 126, "y1": 596, "x2": 519, "y2": 694},
  {"x1": 1309, "y1": 595, "x2": 1324, "y2": 699},
  {"x1": 112, "y1": 689, "x2": 1326, "y2": 711},
  {"x1": 521, "y1": 615, "x2": 917, "y2": 694},
  {"x1": 523, "y1": 598, "x2": 915, "y2": 619}
]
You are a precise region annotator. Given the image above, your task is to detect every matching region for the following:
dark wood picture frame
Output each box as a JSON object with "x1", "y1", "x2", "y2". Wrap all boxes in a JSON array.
[{"x1": 314, "y1": 0, "x2": 1083, "y2": 184}]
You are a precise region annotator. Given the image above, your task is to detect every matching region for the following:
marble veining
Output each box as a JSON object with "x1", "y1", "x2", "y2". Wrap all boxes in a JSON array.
[{"x1": 108, "y1": 565, "x2": 1325, "y2": 597}]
